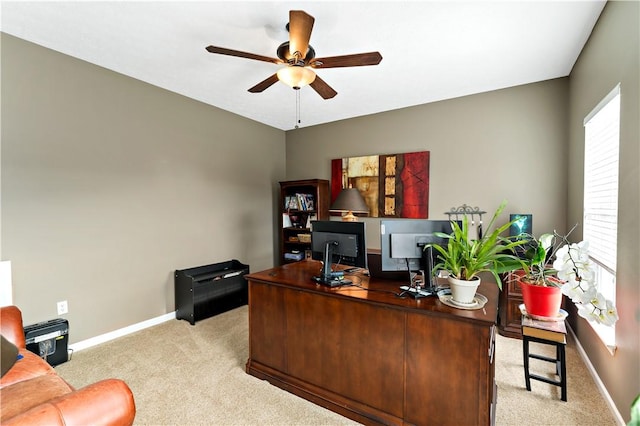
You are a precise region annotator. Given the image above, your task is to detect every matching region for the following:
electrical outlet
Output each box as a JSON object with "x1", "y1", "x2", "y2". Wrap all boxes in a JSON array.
[{"x1": 57, "y1": 300, "x2": 68, "y2": 315}]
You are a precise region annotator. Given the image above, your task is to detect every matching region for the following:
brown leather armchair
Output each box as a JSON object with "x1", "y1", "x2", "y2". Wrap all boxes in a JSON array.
[{"x1": 0, "y1": 305, "x2": 136, "y2": 425}]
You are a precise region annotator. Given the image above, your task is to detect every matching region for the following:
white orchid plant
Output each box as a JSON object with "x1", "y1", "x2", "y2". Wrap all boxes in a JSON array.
[{"x1": 516, "y1": 225, "x2": 618, "y2": 326}]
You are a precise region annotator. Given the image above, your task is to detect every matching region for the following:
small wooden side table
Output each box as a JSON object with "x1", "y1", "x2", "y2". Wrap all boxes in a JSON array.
[{"x1": 521, "y1": 311, "x2": 568, "y2": 401}]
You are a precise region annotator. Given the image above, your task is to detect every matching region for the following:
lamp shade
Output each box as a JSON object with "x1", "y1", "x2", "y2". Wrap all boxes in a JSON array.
[
  {"x1": 330, "y1": 188, "x2": 369, "y2": 221},
  {"x1": 277, "y1": 66, "x2": 316, "y2": 89}
]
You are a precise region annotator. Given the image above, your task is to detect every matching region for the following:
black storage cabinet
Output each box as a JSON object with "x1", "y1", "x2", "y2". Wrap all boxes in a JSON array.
[
  {"x1": 175, "y1": 259, "x2": 249, "y2": 325},
  {"x1": 24, "y1": 318, "x2": 69, "y2": 366}
]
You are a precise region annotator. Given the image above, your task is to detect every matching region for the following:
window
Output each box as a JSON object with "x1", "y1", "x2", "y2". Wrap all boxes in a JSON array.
[{"x1": 583, "y1": 84, "x2": 620, "y2": 350}]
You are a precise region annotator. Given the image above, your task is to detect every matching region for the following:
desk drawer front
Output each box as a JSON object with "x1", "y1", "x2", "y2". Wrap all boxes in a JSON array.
[
  {"x1": 406, "y1": 315, "x2": 493, "y2": 425},
  {"x1": 284, "y1": 289, "x2": 405, "y2": 418}
]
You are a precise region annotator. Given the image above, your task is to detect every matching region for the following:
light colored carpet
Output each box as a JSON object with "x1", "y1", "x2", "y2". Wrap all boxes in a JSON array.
[{"x1": 55, "y1": 305, "x2": 617, "y2": 425}]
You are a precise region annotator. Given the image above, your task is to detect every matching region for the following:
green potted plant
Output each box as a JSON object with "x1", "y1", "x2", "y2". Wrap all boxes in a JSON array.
[
  {"x1": 427, "y1": 200, "x2": 527, "y2": 305},
  {"x1": 514, "y1": 226, "x2": 618, "y2": 325},
  {"x1": 512, "y1": 231, "x2": 563, "y2": 318}
]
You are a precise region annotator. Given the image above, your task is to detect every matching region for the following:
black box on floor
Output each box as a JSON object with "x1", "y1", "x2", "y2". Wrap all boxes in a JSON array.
[
  {"x1": 24, "y1": 318, "x2": 69, "y2": 367},
  {"x1": 175, "y1": 259, "x2": 249, "y2": 325}
]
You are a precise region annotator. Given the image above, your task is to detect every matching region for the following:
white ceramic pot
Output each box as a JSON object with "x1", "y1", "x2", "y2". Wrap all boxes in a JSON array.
[{"x1": 448, "y1": 276, "x2": 481, "y2": 304}]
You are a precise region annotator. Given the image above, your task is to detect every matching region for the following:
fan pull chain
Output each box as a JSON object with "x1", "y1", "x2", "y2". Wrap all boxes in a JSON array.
[{"x1": 295, "y1": 89, "x2": 301, "y2": 129}]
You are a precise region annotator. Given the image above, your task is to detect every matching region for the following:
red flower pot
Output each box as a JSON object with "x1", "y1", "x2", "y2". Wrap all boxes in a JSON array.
[{"x1": 520, "y1": 280, "x2": 563, "y2": 318}]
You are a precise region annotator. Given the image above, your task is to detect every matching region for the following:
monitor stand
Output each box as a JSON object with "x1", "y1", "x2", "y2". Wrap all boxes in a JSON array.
[
  {"x1": 397, "y1": 268, "x2": 434, "y2": 298},
  {"x1": 313, "y1": 275, "x2": 352, "y2": 287},
  {"x1": 312, "y1": 240, "x2": 352, "y2": 287},
  {"x1": 398, "y1": 286, "x2": 432, "y2": 298},
  {"x1": 398, "y1": 255, "x2": 436, "y2": 299}
]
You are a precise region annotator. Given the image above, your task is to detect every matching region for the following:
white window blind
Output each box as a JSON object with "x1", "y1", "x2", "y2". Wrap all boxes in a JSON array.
[
  {"x1": 583, "y1": 85, "x2": 620, "y2": 350},
  {"x1": 583, "y1": 85, "x2": 620, "y2": 273}
]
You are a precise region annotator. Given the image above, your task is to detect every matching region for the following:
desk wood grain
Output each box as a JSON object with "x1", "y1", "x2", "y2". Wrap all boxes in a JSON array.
[{"x1": 246, "y1": 260, "x2": 497, "y2": 426}]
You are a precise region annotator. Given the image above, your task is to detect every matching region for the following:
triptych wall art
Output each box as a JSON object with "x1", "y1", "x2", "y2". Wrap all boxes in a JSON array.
[{"x1": 331, "y1": 151, "x2": 430, "y2": 219}]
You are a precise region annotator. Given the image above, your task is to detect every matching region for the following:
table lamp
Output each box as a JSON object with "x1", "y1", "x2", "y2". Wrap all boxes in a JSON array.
[{"x1": 330, "y1": 187, "x2": 369, "y2": 221}]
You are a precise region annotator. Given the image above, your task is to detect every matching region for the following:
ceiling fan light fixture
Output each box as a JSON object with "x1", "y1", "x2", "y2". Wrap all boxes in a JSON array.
[
  {"x1": 206, "y1": 10, "x2": 381, "y2": 99},
  {"x1": 277, "y1": 66, "x2": 316, "y2": 89}
]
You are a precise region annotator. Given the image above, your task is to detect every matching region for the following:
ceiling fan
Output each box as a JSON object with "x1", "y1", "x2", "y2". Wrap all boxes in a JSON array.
[{"x1": 205, "y1": 10, "x2": 382, "y2": 99}]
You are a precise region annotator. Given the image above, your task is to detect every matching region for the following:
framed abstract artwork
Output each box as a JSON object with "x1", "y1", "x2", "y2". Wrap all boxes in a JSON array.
[{"x1": 331, "y1": 151, "x2": 430, "y2": 218}]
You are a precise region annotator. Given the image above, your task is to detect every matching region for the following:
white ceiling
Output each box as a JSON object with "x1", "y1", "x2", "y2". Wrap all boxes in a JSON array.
[{"x1": 1, "y1": 1, "x2": 606, "y2": 131}]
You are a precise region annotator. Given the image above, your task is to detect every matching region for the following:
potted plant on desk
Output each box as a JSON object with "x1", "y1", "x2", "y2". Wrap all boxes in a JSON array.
[
  {"x1": 427, "y1": 200, "x2": 527, "y2": 305},
  {"x1": 512, "y1": 232, "x2": 563, "y2": 318},
  {"x1": 514, "y1": 226, "x2": 618, "y2": 325}
]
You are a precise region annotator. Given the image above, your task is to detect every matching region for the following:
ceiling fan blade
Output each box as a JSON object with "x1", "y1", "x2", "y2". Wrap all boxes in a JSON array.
[
  {"x1": 311, "y1": 52, "x2": 383, "y2": 68},
  {"x1": 248, "y1": 73, "x2": 280, "y2": 93},
  {"x1": 309, "y1": 75, "x2": 337, "y2": 99},
  {"x1": 288, "y1": 10, "x2": 315, "y2": 60},
  {"x1": 206, "y1": 46, "x2": 282, "y2": 65}
]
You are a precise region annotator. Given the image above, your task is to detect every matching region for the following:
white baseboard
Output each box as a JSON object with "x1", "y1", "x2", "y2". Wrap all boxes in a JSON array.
[
  {"x1": 68, "y1": 311, "x2": 176, "y2": 352},
  {"x1": 567, "y1": 324, "x2": 625, "y2": 425}
]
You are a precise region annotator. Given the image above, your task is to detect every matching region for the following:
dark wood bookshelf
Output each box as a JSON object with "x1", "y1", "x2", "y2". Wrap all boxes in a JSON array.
[{"x1": 279, "y1": 179, "x2": 330, "y2": 265}]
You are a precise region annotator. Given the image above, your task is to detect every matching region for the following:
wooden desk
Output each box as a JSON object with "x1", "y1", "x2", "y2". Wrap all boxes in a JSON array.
[{"x1": 245, "y1": 260, "x2": 498, "y2": 425}]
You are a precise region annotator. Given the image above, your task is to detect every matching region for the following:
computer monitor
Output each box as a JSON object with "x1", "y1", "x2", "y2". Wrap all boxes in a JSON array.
[
  {"x1": 311, "y1": 220, "x2": 367, "y2": 286},
  {"x1": 509, "y1": 214, "x2": 532, "y2": 237},
  {"x1": 509, "y1": 214, "x2": 535, "y2": 259},
  {"x1": 380, "y1": 219, "x2": 458, "y2": 290}
]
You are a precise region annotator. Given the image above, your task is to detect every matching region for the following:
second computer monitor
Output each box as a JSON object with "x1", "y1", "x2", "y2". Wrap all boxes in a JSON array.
[{"x1": 380, "y1": 219, "x2": 457, "y2": 274}]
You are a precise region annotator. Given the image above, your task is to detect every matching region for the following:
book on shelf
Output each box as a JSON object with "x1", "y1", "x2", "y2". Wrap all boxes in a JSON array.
[
  {"x1": 301, "y1": 193, "x2": 315, "y2": 211},
  {"x1": 295, "y1": 193, "x2": 313, "y2": 211},
  {"x1": 521, "y1": 315, "x2": 567, "y2": 343},
  {"x1": 284, "y1": 251, "x2": 304, "y2": 261},
  {"x1": 282, "y1": 213, "x2": 292, "y2": 228},
  {"x1": 285, "y1": 193, "x2": 315, "y2": 211},
  {"x1": 305, "y1": 213, "x2": 317, "y2": 229},
  {"x1": 286, "y1": 195, "x2": 299, "y2": 210}
]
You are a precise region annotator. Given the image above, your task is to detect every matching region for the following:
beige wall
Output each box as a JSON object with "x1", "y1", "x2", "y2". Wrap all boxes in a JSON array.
[
  {"x1": 1, "y1": 34, "x2": 286, "y2": 342},
  {"x1": 286, "y1": 78, "x2": 570, "y2": 248},
  {"x1": 2, "y1": 1, "x2": 637, "y2": 419},
  {"x1": 567, "y1": 0, "x2": 639, "y2": 420}
]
